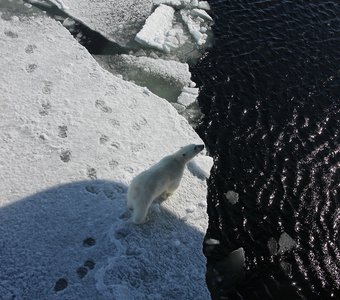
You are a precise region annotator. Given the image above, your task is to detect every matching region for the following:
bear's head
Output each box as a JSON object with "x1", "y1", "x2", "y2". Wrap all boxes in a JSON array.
[{"x1": 174, "y1": 144, "x2": 205, "y2": 164}]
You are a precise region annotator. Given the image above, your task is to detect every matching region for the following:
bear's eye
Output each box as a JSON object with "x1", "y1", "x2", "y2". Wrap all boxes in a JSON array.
[{"x1": 182, "y1": 153, "x2": 186, "y2": 157}]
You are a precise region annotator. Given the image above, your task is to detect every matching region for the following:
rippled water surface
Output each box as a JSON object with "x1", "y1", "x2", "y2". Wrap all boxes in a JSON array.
[{"x1": 192, "y1": 1, "x2": 339, "y2": 299}]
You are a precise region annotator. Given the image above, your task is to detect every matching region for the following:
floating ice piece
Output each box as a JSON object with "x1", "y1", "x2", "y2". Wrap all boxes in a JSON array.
[
  {"x1": 278, "y1": 232, "x2": 297, "y2": 254},
  {"x1": 153, "y1": 0, "x2": 182, "y2": 7},
  {"x1": 177, "y1": 91, "x2": 197, "y2": 106},
  {"x1": 45, "y1": 0, "x2": 154, "y2": 47},
  {"x1": 153, "y1": 0, "x2": 190, "y2": 8},
  {"x1": 198, "y1": 1, "x2": 210, "y2": 10},
  {"x1": 267, "y1": 237, "x2": 278, "y2": 255},
  {"x1": 205, "y1": 238, "x2": 220, "y2": 245},
  {"x1": 219, "y1": 247, "x2": 246, "y2": 283},
  {"x1": 177, "y1": 87, "x2": 199, "y2": 107},
  {"x1": 180, "y1": 9, "x2": 210, "y2": 45},
  {"x1": 109, "y1": 54, "x2": 192, "y2": 88},
  {"x1": 153, "y1": 0, "x2": 210, "y2": 10},
  {"x1": 189, "y1": 155, "x2": 214, "y2": 179},
  {"x1": 135, "y1": 4, "x2": 175, "y2": 52},
  {"x1": 191, "y1": 8, "x2": 213, "y2": 21},
  {"x1": 62, "y1": 17, "x2": 75, "y2": 28},
  {"x1": 182, "y1": 86, "x2": 199, "y2": 94},
  {"x1": 225, "y1": 190, "x2": 239, "y2": 204}
]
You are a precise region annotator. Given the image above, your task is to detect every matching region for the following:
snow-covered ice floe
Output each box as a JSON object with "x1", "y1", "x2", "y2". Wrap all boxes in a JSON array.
[
  {"x1": 135, "y1": 4, "x2": 176, "y2": 53},
  {"x1": 45, "y1": 0, "x2": 154, "y2": 47},
  {"x1": 0, "y1": 11, "x2": 211, "y2": 299},
  {"x1": 107, "y1": 54, "x2": 193, "y2": 89},
  {"x1": 180, "y1": 8, "x2": 209, "y2": 46},
  {"x1": 135, "y1": 1, "x2": 213, "y2": 52},
  {"x1": 178, "y1": 86, "x2": 199, "y2": 106},
  {"x1": 153, "y1": 0, "x2": 211, "y2": 10}
]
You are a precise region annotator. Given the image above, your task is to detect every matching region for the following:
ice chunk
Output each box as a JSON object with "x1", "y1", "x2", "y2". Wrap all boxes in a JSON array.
[
  {"x1": 219, "y1": 247, "x2": 246, "y2": 284},
  {"x1": 177, "y1": 91, "x2": 197, "y2": 106},
  {"x1": 135, "y1": 5, "x2": 175, "y2": 52},
  {"x1": 108, "y1": 54, "x2": 192, "y2": 88},
  {"x1": 191, "y1": 0, "x2": 199, "y2": 7},
  {"x1": 62, "y1": 17, "x2": 75, "y2": 28},
  {"x1": 180, "y1": 9, "x2": 211, "y2": 46},
  {"x1": 198, "y1": 1, "x2": 210, "y2": 10},
  {"x1": 225, "y1": 190, "x2": 239, "y2": 204},
  {"x1": 153, "y1": 0, "x2": 191, "y2": 8},
  {"x1": 267, "y1": 237, "x2": 278, "y2": 255},
  {"x1": 205, "y1": 238, "x2": 220, "y2": 245},
  {"x1": 44, "y1": 0, "x2": 154, "y2": 47},
  {"x1": 191, "y1": 8, "x2": 213, "y2": 21},
  {"x1": 278, "y1": 232, "x2": 297, "y2": 253},
  {"x1": 153, "y1": 0, "x2": 182, "y2": 7},
  {"x1": 182, "y1": 86, "x2": 199, "y2": 94}
]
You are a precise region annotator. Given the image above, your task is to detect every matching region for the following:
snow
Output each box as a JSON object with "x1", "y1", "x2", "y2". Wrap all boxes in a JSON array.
[
  {"x1": 191, "y1": 8, "x2": 213, "y2": 21},
  {"x1": 135, "y1": 4, "x2": 175, "y2": 52},
  {"x1": 177, "y1": 91, "x2": 198, "y2": 106},
  {"x1": 44, "y1": 0, "x2": 154, "y2": 47},
  {"x1": 153, "y1": 0, "x2": 210, "y2": 10},
  {"x1": 108, "y1": 54, "x2": 193, "y2": 89},
  {"x1": 0, "y1": 11, "x2": 210, "y2": 299},
  {"x1": 177, "y1": 86, "x2": 199, "y2": 106},
  {"x1": 135, "y1": 2, "x2": 213, "y2": 52},
  {"x1": 198, "y1": 1, "x2": 210, "y2": 10},
  {"x1": 180, "y1": 8, "x2": 210, "y2": 46}
]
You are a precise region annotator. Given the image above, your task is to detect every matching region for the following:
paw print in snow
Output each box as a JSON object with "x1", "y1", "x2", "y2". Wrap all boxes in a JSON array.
[
  {"x1": 86, "y1": 167, "x2": 97, "y2": 179},
  {"x1": 26, "y1": 64, "x2": 37, "y2": 73},
  {"x1": 85, "y1": 185, "x2": 100, "y2": 194},
  {"x1": 42, "y1": 81, "x2": 53, "y2": 95},
  {"x1": 58, "y1": 125, "x2": 68, "y2": 138},
  {"x1": 108, "y1": 119, "x2": 120, "y2": 128},
  {"x1": 109, "y1": 160, "x2": 119, "y2": 170},
  {"x1": 95, "y1": 99, "x2": 112, "y2": 113},
  {"x1": 4, "y1": 30, "x2": 18, "y2": 38},
  {"x1": 54, "y1": 278, "x2": 68, "y2": 292},
  {"x1": 60, "y1": 150, "x2": 71, "y2": 162},
  {"x1": 39, "y1": 102, "x2": 51, "y2": 116},
  {"x1": 99, "y1": 134, "x2": 109, "y2": 144},
  {"x1": 25, "y1": 44, "x2": 37, "y2": 54}
]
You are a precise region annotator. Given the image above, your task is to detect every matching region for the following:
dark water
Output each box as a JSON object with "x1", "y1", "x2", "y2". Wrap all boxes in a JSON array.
[{"x1": 192, "y1": 1, "x2": 340, "y2": 299}]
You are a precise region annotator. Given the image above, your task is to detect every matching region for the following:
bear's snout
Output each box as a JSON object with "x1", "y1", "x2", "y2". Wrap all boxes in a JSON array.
[{"x1": 195, "y1": 144, "x2": 205, "y2": 152}]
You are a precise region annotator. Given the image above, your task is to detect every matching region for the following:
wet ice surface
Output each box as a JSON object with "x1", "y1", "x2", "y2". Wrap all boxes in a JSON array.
[{"x1": 0, "y1": 9, "x2": 212, "y2": 299}]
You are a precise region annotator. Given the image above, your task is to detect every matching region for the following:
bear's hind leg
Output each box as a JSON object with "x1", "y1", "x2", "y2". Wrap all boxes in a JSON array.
[
  {"x1": 127, "y1": 198, "x2": 133, "y2": 210},
  {"x1": 132, "y1": 208, "x2": 149, "y2": 224},
  {"x1": 132, "y1": 196, "x2": 153, "y2": 224}
]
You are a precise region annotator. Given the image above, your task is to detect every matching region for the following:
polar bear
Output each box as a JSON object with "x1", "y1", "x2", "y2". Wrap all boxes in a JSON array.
[{"x1": 127, "y1": 144, "x2": 205, "y2": 224}]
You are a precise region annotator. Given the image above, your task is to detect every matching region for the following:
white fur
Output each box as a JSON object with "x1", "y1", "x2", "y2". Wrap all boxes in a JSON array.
[{"x1": 127, "y1": 144, "x2": 204, "y2": 224}]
